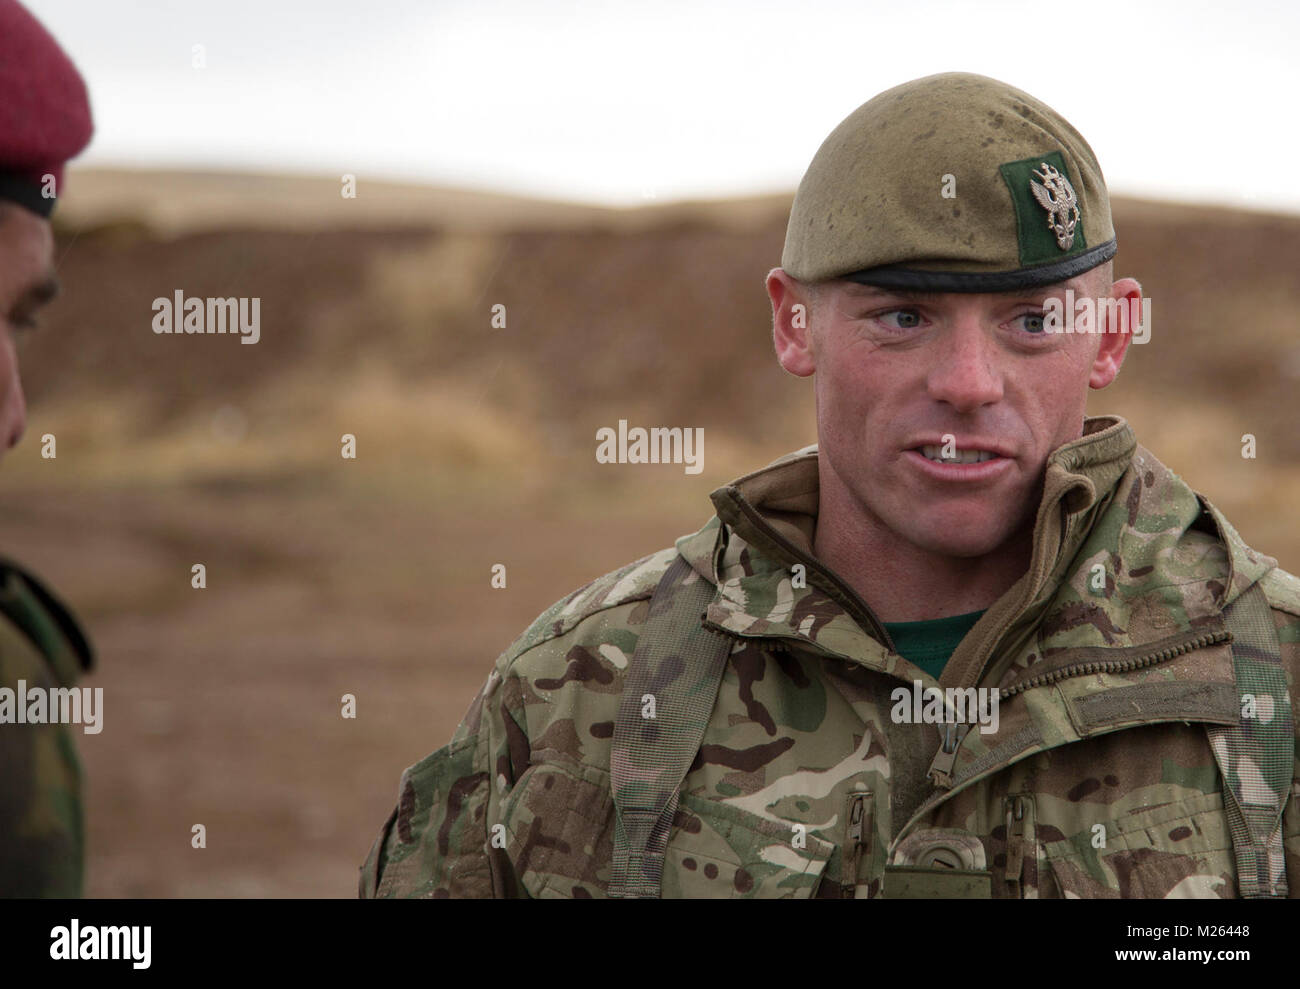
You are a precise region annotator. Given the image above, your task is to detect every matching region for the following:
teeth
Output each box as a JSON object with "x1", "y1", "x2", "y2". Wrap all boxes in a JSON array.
[{"x1": 919, "y1": 445, "x2": 999, "y2": 464}]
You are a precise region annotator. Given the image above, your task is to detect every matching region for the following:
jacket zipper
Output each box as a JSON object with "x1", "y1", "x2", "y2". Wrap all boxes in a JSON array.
[
  {"x1": 702, "y1": 620, "x2": 840, "y2": 661},
  {"x1": 924, "y1": 627, "x2": 1230, "y2": 787},
  {"x1": 996, "y1": 628, "x2": 1231, "y2": 699}
]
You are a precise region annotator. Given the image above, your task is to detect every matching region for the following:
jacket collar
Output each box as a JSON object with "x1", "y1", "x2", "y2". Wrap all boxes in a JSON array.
[{"x1": 676, "y1": 415, "x2": 1276, "y2": 686}]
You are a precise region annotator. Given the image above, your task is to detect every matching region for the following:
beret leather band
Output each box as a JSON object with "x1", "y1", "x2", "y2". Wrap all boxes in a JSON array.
[
  {"x1": 846, "y1": 238, "x2": 1118, "y2": 294},
  {"x1": 0, "y1": 172, "x2": 56, "y2": 217}
]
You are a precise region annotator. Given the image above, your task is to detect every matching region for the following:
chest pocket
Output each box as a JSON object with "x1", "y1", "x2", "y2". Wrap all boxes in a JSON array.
[
  {"x1": 663, "y1": 793, "x2": 834, "y2": 898},
  {"x1": 498, "y1": 759, "x2": 834, "y2": 898},
  {"x1": 497, "y1": 757, "x2": 618, "y2": 899},
  {"x1": 1040, "y1": 790, "x2": 1237, "y2": 898}
]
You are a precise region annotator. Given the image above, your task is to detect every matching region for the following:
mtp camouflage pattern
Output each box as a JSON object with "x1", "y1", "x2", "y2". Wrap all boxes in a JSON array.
[{"x1": 361, "y1": 416, "x2": 1300, "y2": 898}]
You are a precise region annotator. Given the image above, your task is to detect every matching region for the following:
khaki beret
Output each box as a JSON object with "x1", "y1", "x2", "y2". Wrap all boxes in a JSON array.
[{"x1": 782, "y1": 72, "x2": 1115, "y2": 292}]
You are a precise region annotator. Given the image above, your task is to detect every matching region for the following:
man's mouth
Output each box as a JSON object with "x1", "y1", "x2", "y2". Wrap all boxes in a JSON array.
[{"x1": 915, "y1": 445, "x2": 1001, "y2": 464}]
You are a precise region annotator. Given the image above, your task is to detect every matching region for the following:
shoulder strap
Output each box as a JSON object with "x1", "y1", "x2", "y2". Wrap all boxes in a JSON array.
[
  {"x1": 607, "y1": 555, "x2": 732, "y2": 898},
  {"x1": 1207, "y1": 582, "x2": 1293, "y2": 898}
]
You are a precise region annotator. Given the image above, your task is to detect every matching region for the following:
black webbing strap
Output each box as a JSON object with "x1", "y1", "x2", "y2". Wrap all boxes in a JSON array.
[{"x1": 607, "y1": 555, "x2": 731, "y2": 898}]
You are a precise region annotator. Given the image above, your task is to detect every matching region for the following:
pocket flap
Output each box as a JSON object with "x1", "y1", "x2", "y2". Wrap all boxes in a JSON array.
[
  {"x1": 664, "y1": 793, "x2": 834, "y2": 898},
  {"x1": 500, "y1": 759, "x2": 617, "y2": 899},
  {"x1": 1042, "y1": 791, "x2": 1237, "y2": 898}
]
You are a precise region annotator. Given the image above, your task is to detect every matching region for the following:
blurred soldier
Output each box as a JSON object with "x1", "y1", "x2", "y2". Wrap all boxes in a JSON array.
[
  {"x1": 0, "y1": 0, "x2": 95, "y2": 897},
  {"x1": 363, "y1": 73, "x2": 1299, "y2": 898}
]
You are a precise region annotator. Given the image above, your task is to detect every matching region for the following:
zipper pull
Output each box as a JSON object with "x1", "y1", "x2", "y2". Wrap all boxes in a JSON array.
[
  {"x1": 1004, "y1": 795, "x2": 1026, "y2": 895},
  {"x1": 925, "y1": 723, "x2": 970, "y2": 790},
  {"x1": 841, "y1": 792, "x2": 870, "y2": 898}
]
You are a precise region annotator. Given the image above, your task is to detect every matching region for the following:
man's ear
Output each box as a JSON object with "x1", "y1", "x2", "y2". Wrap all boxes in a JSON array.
[
  {"x1": 767, "y1": 267, "x2": 817, "y2": 377},
  {"x1": 1089, "y1": 276, "x2": 1141, "y2": 389}
]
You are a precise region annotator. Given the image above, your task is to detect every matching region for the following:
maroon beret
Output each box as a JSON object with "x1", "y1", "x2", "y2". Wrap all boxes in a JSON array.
[{"x1": 0, "y1": 0, "x2": 93, "y2": 217}]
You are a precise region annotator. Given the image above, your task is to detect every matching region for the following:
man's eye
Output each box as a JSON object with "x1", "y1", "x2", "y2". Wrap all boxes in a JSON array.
[
  {"x1": 878, "y1": 309, "x2": 923, "y2": 330},
  {"x1": 9, "y1": 314, "x2": 39, "y2": 334},
  {"x1": 1014, "y1": 311, "x2": 1047, "y2": 334}
]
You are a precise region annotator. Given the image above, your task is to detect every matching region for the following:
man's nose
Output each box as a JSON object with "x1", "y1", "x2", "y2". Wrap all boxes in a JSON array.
[
  {"x1": 925, "y1": 320, "x2": 1004, "y2": 413},
  {"x1": 4, "y1": 377, "x2": 26, "y2": 450}
]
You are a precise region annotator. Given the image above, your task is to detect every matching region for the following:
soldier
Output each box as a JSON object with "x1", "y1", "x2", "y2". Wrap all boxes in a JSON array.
[
  {"x1": 361, "y1": 72, "x2": 1300, "y2": 898},
  {"x1": 0, "y1": 0, "x2": 96, "y2": 897}
]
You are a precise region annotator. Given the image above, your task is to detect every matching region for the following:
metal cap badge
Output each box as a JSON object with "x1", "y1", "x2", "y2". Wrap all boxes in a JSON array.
[
  {"x1": 781, "y1": 72, "x2": 1116, "y2": 292},
  {"x1": 1030, "y1": 161, "x2": 1081, "y2": 250}
]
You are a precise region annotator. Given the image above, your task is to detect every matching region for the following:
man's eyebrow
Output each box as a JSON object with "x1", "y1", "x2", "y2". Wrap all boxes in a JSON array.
[{"x1": 12, "y1": 273, "x2": 60, "y2": 310}]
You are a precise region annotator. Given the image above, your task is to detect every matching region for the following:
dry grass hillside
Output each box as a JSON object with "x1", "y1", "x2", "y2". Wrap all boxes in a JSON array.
[{"x1": 1, "y1": 167, "x2": 1296, "y2": 896}]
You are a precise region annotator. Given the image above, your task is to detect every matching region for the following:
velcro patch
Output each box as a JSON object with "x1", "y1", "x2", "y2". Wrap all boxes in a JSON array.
[{"x1": 999, "y1": 151, "x2": 1088, "y2": 266}]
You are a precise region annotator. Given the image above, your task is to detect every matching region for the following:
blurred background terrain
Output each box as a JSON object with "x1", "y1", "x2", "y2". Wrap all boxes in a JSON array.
[{"x1": 2, "y1": 167, "x2": 1298, "y2": 895}]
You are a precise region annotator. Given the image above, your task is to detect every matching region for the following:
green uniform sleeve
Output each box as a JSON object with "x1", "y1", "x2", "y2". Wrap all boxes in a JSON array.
[
  {"x1": 0, "y1": 558, "x2": 93, "y2": 898},
  {"x1": 360, "y1": 664, "x2": 523, "y2": 898}
]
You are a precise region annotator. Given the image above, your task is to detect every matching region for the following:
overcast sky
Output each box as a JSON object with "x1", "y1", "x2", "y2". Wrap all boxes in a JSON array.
[{"x1": 25, "y1": 0, "x2": 1300, "y2": 212}]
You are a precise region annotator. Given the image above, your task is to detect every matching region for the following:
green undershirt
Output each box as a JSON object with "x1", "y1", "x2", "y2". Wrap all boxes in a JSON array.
[{"x1": 882, "y1": 610, "x2": 985, "y2": 681}]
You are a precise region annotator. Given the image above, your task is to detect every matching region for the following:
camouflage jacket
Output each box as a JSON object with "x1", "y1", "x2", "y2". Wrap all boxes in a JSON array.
[
  {"x1": 0, "y1": 557, "x2": 93, "y2": 897},
  {"x1": 361, "y1": 415, "x2": 1300, "y2": 898}
]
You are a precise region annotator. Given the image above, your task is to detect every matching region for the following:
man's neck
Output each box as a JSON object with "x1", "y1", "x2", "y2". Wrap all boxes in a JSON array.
[{"x1": 812, "y1": 468, "x2": 1034, "y2": 624}]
